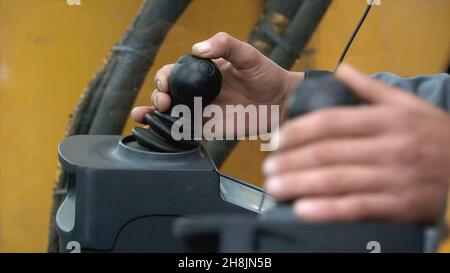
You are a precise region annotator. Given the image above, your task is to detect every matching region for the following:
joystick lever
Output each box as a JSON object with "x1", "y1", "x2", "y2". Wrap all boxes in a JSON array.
[
  {"x1": 132, "y1": 54, "x2": 222, "y2": 153},
  {"x1": 286, "y1": 73, "x2": 360, "y2": 119}
]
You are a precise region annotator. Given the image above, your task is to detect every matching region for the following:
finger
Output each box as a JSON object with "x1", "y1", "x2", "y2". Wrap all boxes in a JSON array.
[
  {"x1": 131, "y1": 106, "x2": 154, "y2": 124},
  {"x1": 213, "y1": 58, "x2": 233, "y2": 73},
  {"x1": 263, "y1": 136, "x2": 391, "y2": 176},
  {"x1": 293, "y1": 193, "x2": 398, "y2": 222},
  {"x1": 212, "y1": 57, "x2": 229, "y2": 68},
  {"x1": 265, "y1": 165, "x2": 395, "y2": 200},
  {"x1": 154, "y1": 64, "x2": 174, "y2": 93},
  {"x1": 151, "y1": 89, "x2": 172, "y2": 112},
  {"x1": 336, "y1": 63, "x2": 420, "y2": 106},
  {"x1": 192, "y1": 32, "x2": 265, "y2": 70},
  {"x1": 278, "y1": 106, "x2": 387, "y2": 151}
]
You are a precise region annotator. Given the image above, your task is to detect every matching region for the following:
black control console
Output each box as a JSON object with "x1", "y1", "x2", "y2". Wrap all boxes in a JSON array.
[{"x1": 56, "y1": 55, "x2": 273, "y2": 252}]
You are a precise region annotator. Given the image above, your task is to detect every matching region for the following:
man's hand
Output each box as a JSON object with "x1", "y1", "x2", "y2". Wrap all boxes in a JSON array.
[
  {"x1": 132, "y1": 32, "x2": 303, "y2": 130},
  {"x1": 263, "y1": 64, "x2": 450, "y2": 224}
]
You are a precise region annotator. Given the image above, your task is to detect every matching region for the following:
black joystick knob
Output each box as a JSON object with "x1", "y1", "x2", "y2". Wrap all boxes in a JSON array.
[
  {"x1": 286, "y1": 74, "x2": 360, "y2": 118},
  {"x1": 132, "y1": 54, "x2": 222, "y2": 153},
  {"x1": 168, "y1": 54, "x2": 222, "y2": 111}
]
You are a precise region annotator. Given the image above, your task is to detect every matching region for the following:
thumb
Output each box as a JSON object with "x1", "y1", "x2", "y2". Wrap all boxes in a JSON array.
[
  {"x1": 192, "y1": 32, "x2": 263, "y2": 70},
  {"x1": 336, "y1": 63, "x2": 408, "y2": 104}
]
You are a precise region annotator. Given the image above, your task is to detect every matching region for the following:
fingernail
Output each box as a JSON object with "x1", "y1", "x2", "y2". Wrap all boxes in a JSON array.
[
  {"x1": 265, "y1": 178, "x2": 282, "y2": 195},
  {"x1": 193, "y1": 41, "x2": 211, "y2": 54},
  {"x1": 152, "y1": 93, "x2": 159, "y2": 111},
  {"x1": 156, "y1": 79, "x2": 163, "y2": 91},
  {"x1": 262, "y1": 158, "x2": 277, "y2": 175},
  {"x1": 294, "y1": 201, "x2": 316, "y2": 216}
]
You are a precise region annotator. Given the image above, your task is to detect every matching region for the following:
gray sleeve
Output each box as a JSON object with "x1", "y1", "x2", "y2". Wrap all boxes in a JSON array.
[{"x1": 373, "y1": 73, "x2": 450, "y2": 112}]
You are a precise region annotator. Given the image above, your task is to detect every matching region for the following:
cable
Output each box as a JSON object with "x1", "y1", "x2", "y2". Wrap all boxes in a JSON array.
[{"x1": 336, "y1": 1, "x2": 374, "y2": 69}]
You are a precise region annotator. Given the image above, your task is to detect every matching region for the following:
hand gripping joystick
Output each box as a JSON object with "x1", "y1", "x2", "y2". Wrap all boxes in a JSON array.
[
  {"x1": 269, "y1": 72, "x2": 362, "y2": 214},
  {"x1": 172, "y1": 73, "x2": 426, "y2": 253},
  {"x1": 132, "y1": 55, "x2": 222, "y2": 153}
]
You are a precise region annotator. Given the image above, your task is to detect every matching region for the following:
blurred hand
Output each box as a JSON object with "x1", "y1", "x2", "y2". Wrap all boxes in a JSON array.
[
  {"x1": 132, "y1": 32, "x2": 303, "y2": 131},
  {"x1": 263, "y1": 64, "x2": 450, "y2": 225}
]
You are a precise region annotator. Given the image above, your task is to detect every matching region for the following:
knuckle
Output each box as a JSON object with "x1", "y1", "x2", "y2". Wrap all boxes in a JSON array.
[
  {"x1": 375, "y1": 107, "x2": 395, "y2": 131},
  {"x1": 162, "y1": 64, "x2": 172, "y2": 72},
  {"x1": 240, "y1": 44, "x2": 260, "y2": 68},
  {"x1": 215, "y1": 31, "x2": 230, "y2": 37},
  {"x1": 215, "y1": 32, "x2": 231, "y2": 44},
  {"x1": 396, "y1": 136, "x2": 421, "y2": 165},
  {"x1": 393, "y1": 108, "x2": 415, "y2": 129},
  {"x1": 155, "y1": 68, "x2": 165, "y2": 80},
  {"x1": 157, "y1": 65, "x2": 172, "y2": 78},
  {"x1": 397, "y1": 109, "x2": 411, "y2": 124}
]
